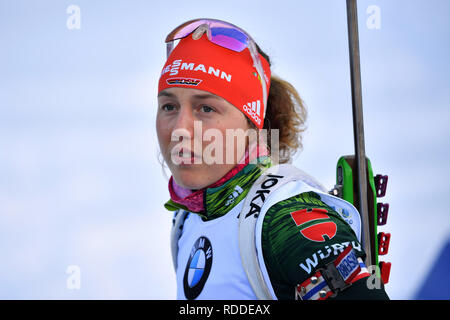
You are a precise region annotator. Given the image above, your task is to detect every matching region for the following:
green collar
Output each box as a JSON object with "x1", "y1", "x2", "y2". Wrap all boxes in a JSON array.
[{"x1": 164, "y1": 157, "x2": 272, "y2": 221}]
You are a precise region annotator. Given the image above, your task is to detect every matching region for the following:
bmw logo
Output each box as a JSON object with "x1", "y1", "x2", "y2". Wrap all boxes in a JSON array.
[{"x1": 183, "y1": 236, "x2": 213, "y2": 300}]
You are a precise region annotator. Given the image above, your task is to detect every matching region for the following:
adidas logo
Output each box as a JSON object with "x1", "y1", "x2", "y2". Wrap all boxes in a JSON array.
[
  {"x1": 225, "y1": 185, "x2": 244, "y2": 206},
  {"x1": 247, "y1": 100, "x2": 260, "y2": 114},
  {"x1": 242, "y1": 100, "x2": 262, "y2": 126}
]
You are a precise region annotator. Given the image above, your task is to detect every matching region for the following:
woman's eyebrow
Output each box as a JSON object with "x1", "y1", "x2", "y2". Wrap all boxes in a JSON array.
[
  {"x1": 191, "y1": 93, "x2": 222, "y2": 100},
  {"x1": 157, "y1": 91, "x2": 175, "y2": 98}
]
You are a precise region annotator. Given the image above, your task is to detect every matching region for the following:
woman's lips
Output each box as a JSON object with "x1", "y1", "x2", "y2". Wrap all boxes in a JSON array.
[{"x1": 170, "y1": 147, "x2": 201, "y2": 165}]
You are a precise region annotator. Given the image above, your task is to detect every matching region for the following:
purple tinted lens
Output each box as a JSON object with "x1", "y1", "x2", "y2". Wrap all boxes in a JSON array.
[{"x1": 210, "y1": 27, "x2": 248, "y2": 52}]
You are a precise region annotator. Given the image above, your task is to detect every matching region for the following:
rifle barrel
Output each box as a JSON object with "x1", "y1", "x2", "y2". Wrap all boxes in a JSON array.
[{"x1": 346, "y1": 0, "x2": 372, "y2": 267}]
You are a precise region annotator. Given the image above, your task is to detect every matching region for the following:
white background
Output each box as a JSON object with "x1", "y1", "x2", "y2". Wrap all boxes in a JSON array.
[{"x1": 0, "y1": 0, "x2": 449, "y2": 299}]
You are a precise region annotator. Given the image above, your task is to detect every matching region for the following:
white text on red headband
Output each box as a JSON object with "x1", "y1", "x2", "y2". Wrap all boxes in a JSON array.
[{"x1": 161, "y1": 59, "x2": 232, "y2": 82}]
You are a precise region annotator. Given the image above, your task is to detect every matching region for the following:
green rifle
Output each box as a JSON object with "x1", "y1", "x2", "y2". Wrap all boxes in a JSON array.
[{"x1": 331, "y1": 156, "x2": 390, "y2": 283}]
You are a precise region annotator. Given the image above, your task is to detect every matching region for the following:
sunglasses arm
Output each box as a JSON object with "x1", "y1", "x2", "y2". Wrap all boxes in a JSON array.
[
  {"x1": 248, "y1": 41, "x2": 268, "y2": 113},
  {"x1": 166, "y1": 41, "x2": 174, "y2": 58}
]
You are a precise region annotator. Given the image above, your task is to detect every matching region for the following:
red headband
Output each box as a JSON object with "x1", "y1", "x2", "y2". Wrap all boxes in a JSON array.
[{"x1": 158, "y1": 34, "x2": 271, "y2": 129}]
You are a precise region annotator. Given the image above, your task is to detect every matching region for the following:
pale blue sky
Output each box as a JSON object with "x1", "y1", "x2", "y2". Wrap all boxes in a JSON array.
[{"x1": 0, "y1": 0, "x2": 449, "y2": 299}]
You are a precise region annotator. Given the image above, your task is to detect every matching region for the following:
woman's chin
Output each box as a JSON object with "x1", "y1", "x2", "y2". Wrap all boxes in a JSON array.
[
  {"x1": 170, "y1": 162, "x2": 235, "y2": 190},
  {"x1": 172, "y1": 170, "x2": 210, "y2": 190}
]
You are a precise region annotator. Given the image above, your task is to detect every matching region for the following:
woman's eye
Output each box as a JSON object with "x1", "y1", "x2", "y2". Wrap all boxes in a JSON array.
[
  {"x1": 200, "y1": 105, "x2": 214, "y2": 113},
  {"x1": 161, "y1": 104, "x2": 176, "y2": 112}
]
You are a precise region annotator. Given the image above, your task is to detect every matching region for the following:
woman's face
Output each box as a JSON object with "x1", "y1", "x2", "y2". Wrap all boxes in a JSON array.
[{"x1": 156, "y1": 87, "x2": 252, "y2": 190}]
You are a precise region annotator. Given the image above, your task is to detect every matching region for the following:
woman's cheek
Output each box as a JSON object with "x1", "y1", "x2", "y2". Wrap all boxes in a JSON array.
[{"x1": 156, "y1": 119, "x2": 172, "y2": 159}]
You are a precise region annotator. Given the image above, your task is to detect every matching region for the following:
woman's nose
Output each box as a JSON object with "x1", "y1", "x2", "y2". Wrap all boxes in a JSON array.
[{"x1": 171, "y1": 106, "x2": 196, "y2": 141}]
